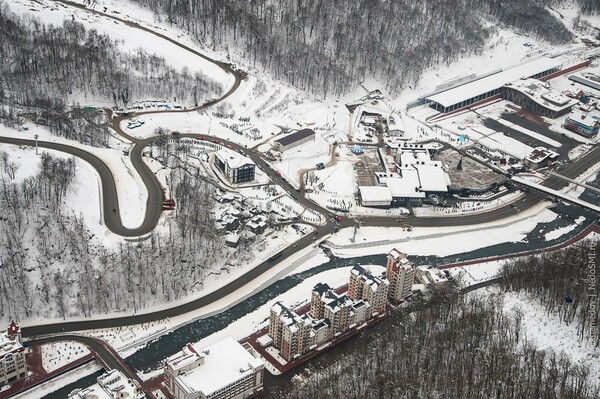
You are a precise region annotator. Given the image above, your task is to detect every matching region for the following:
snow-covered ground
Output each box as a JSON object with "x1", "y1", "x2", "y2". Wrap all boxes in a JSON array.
[
  {"x1": 8, "y1": 0, "x2": 233, "y2": 104},
  {"x1": 325, "y1": 204, "x2": 558, "y2": 258},
  {"x1": 81, "y1": 244, "x2": 332, "y2": 357},
  {"x1": 12, "y1": 362, "x2": 101, "y2": 399},
  {"x1": 0, "y1": 141, "x2": 125, "y2": 247},
  {"x1": 503, "y1": 290, "x2": 600, "y2": 379},
  {"x1": 413, "y1": 190, "x2": 525, "y2": 218},
  {"x1": 0, "y1": 125, "x2": 147, "y2": 232},
  {"x1": 41, "y1": 341, "x2": 91, "y2": 373},
  {"x1": 446, "y1": 260, "x2": 505, "y2": 287}
]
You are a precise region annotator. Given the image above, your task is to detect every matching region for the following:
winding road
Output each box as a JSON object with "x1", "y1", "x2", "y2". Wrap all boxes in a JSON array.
[{"x1": 2, "y1": 0, "x2": 597, "y2": 344}]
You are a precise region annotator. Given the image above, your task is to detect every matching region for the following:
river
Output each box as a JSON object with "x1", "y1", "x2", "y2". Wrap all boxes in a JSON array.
[{"x1": 47, "y1": 178, "x2": 599, "y2": 397}]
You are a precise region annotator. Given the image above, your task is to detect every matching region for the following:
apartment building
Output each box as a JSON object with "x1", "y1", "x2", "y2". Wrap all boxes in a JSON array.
[
  {"x1": 348, "y1": 265, "x2": 389, "y2": 314},
  {"x1": 386, "y1": 248, "x2": 415, "y2": 302}
]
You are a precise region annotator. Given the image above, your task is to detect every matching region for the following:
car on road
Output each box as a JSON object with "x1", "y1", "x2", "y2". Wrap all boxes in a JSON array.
[
  {"x1": 275, "y1": 171, "x2": 282, "y2": 177},
  {"x1": 316, "y1": 162, "x2": 325, "y2": 170}
]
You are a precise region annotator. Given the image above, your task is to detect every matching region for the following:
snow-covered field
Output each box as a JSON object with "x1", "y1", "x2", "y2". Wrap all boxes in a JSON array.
[
  {"x1": 325, "y1": 204, "x2": 558, "y2": 258},
  {"x1": 503, "y1": 290, "x2": 600, "y2": 379},
  {"x1": 8, "y1": 0, "x2": 233, "y2": 98},
  {"x1": 41, "y1": 341, "x2": 91, "y2": 373},
  {"x1": 0, "y1": 126, "x2": 147, "y2": 233}
]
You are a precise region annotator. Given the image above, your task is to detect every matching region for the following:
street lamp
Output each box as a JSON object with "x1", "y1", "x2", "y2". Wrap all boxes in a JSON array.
[{"x1": 34, "y1": 134, "x2": 39, "y2": 155}]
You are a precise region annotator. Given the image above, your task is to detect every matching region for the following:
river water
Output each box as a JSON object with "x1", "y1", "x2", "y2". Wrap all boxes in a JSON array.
[{"x1": 48, "y1": 181, "x2": 599, "y2": 397}]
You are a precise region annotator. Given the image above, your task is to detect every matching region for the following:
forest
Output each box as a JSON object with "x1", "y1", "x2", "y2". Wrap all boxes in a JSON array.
[
  {"x1": 129, "y1": 0, "x2": 586, "y2": 97},
  {"x1": 0, "y1": 147, "x2": 264, "y2": 321},
  {"x1": 0, "y1": 2, "x2": 222, "y2": 146},
  {"x1": 502, "y1": 239, "x2": 600, "y2": 348},
  {"x1": 267, "y1": 242, "x2": 599, "y2": 398}
]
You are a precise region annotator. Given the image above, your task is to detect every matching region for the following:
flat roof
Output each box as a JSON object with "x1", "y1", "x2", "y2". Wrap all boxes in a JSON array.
[
  {"x1": 358, "y1": 186, "x2": 392, "y2": 202},
  {"x1": 381, "y1": 170, "x2": 425, "y2": 198},
  {"x1": 567, "y1": 108, "x2": 600, "y2": 128},
  {"x1": 176, "y1": 336, "x2": 263, "y2": 397},
  {"x1": 275, "y1": 128, "x2": 315, "y2": 147},
  {"x1": 504, "y1": 79, "x2": 577, "y2": 112},
  {"x1": 215, "y1": 148, "x2": 254, "y2": 169},
  {"x1": 569, "y1": 74, "x2": 600, "y2": 91},
  {"x1": 415, "y1": 164, "x2": 450, "y2": 192},
  {"x1": 426, "y1": 57, "x2": 561, "y2": 108}
]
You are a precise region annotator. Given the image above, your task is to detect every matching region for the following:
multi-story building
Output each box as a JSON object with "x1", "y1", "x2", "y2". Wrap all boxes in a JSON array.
[
  {"x1": 164, "y1": 336, "x2": 264, "y2": 399},
  {"x1": 348, "y1": 265, "x2": 389, "y2": 314},
  {"x1": 68, "y1": 369, "x2": 146, "y2": 399},
  {"x1": 386, "y1": 249, "x2": 415, "y2": 302},
  {"x1": 214, "y1": 148, "x2": 255, "y2": 183},
  {"x1": 322, "y1": 293, "x2": 352, "y2": 336},
  {"x1": 564, "y1": 108, "x2": 600, "y2": 138},
  {"x1": 348, "y1": 300, "x2": 371, "y2": 327},
  {"x1": 309, "y1": 283, "x2": 331, "y2": 320},
  {"x1": 0, "y1": 321, "x2": 27, "y2": 388},
  {"x1": 269, "y1": 267, "x2": 392, "y2": 362},
  {"x1": 269, "y1": 302, "x2": 312, "y2": 361}
]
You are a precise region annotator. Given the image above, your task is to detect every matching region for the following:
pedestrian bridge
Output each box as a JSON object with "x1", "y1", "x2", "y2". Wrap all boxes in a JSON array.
[{"x1": 512, "y1": 176, "x2": 600, "y2": 214}]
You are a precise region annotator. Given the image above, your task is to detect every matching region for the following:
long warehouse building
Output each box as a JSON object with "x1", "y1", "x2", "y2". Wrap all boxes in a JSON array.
[{"x1": 425, "y1": 57, "x2": 588, "y2": 114}]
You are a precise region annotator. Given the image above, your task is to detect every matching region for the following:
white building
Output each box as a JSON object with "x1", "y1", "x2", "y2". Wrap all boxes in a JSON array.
[
  {"x1": 358, "y1": 186, "x2": 393, "y2": 207},
  {"x1": 68, "y1": 369, "x2": 146, "y2": 399},
  {"x1": 523, "y1": 147, "x2": 559, "y2": 170},
  {"x1": 164, "y1": 336, "x2": 264, "y2": 399},
  {"x1": 214, "y1": 148, "x2": 255, "y2": 184},
  {"x1": 0, "y1": 321, "x2": 26, "y2": 388},
  {"x1": 358, "y1": 148, "x2": 450, "y2": 208},
  {"x1": 502, "y1": 78, "x2": 578, "y2": 118},
  {"x1": 415, "y1": 266, "x2": 449, "y2": 286}
]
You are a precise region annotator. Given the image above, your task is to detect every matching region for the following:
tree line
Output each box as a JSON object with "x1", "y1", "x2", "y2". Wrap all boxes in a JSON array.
[
  {"x1": 0, "y1": 146, "x2": 274, "y2": 321},
  {"x1": 128, "y1": 0, "x2": 575, "y2": 97},
  {"x1": 502, "y1": 239, "x2": 600, "y2": 348},
  {"x1": 0, "y1": 1, "x2": 222, "y2": 146},
  {"x1": 267, "y1": 279, "x2": 599, "y2": 399}
]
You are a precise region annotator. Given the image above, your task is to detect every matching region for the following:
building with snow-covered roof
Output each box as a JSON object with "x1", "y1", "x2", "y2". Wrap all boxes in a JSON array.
[
  {"x1": 273, "y1": 128, "x2": 315, "y2": 152},
  {"x1": 501, "y1": 78, "x2": 577, "y2": 119},
  {"x1": 386, "y1": 249, "x2": 415, "y2": 303},
  {"x1": 358, "y1": 186, "x2": 393, "y2": 207},
  {"x1": 564, "y1": 108, "x2": 600, "y2": 137},
  {"x1": 426, "y1": 57, "x2": 562, "y2": 114},
  {"x1": 68, "y1": 369, "x2": 146, "y2": 399},
  {"x1": 269, "y1": 302, "x2": 313, "y2": 361},
  {"x1": 387, "y1": 113, "x2": 405, "y2": 137},
  {"x1": 269, "y1": 268, "x2": 391, "y2": 362},
  {"x1": 348, "y1": 266, "x2": 389, "y2": 314},
  {"x1": 0, "y1": 321, "x2": 26, "y2": 388},
  {"x1": 164, "y1": 336, "x2": 264, "y2": 399},
  {"x1": 523, "y1": 147, "x2": 559, "y2": 170},
  {"x1": 214, "y1": 148, "x2": 255, "y2": 184},
  {"x1": 415, "y1": 266, "x2": 449, "y2": 286},
  {"x1": 246, "y1": 214, "x2": 268, "y2": 234},
  {"x1": 359, "y1": 147, "x2": 450, "y2": 208},
  {"x1": 569, "y1": 72, "x2": 600, "y2": 92}
]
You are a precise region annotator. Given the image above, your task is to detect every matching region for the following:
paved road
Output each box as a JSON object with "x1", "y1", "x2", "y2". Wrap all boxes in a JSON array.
[
  {"x1": 18, "y1": 130, "x2": 598, "y2": 337},
  {"x1": 15, "y1": 0, "x2": 599, "y2": 337},
  {"x1": 27, "y1": 335, "x2": 153, "y2": 397},
  {"x1": 0, "y1": 137, "x2": 162, "y2": 237}
]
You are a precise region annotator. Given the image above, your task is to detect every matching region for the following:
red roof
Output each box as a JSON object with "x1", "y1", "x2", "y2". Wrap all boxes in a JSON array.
[{"x1": 7, "y1": 321, "x2": 20, "y2": 336}]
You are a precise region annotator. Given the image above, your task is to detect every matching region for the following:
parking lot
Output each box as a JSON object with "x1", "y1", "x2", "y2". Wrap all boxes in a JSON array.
[{"x1": 435, "y1": 149, "x2": 505, "y2": 191}]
